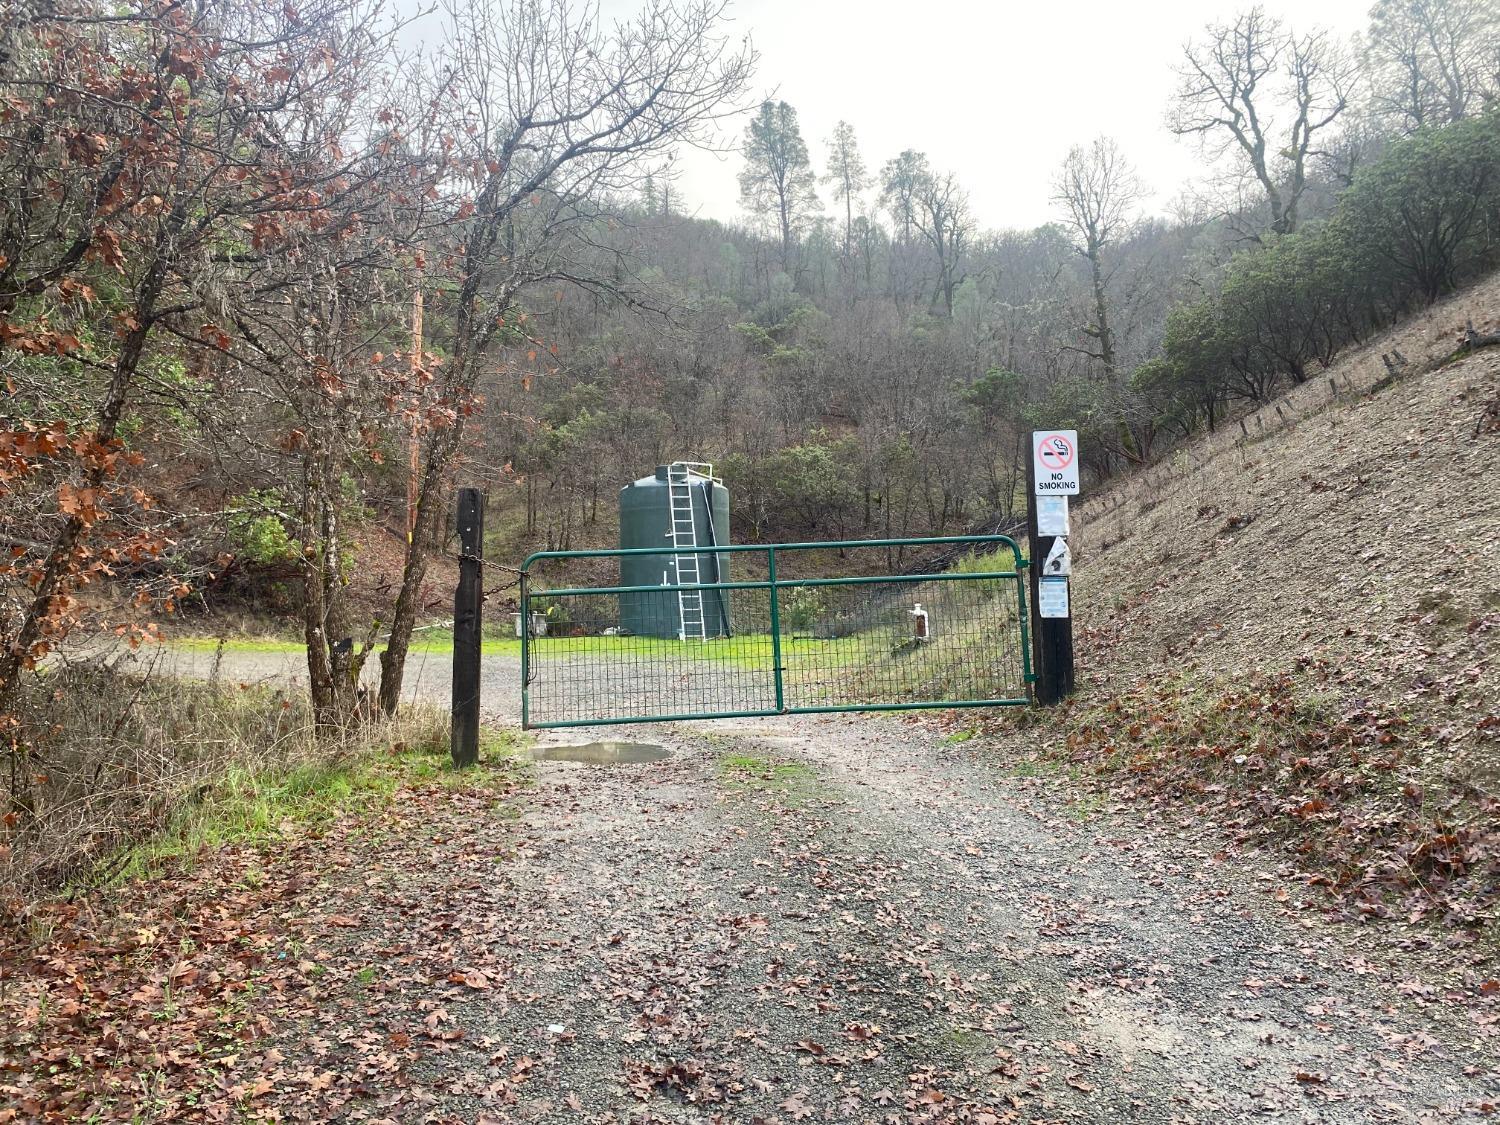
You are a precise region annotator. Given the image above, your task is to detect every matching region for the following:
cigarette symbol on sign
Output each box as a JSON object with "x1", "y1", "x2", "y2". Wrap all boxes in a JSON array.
[{"x1": 1039, "y1": 435, "x2": 1073, "y2": 471}]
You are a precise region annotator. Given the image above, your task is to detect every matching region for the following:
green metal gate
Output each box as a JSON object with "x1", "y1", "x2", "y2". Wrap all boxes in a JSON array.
[{"x1": 519, "y1": 535, "x2": 1033, "y2": 729}]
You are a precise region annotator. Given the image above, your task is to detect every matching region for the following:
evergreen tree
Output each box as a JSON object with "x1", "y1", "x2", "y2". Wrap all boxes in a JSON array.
[
  {"x1": 739, "y1": 100, "x2": 819, "y2": 269},
  {"x1": 822, "y1": 121, "x2": 868, "y2": 263}
]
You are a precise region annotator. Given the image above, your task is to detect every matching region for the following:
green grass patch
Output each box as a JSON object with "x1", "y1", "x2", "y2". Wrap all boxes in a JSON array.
[
  {"x1": 717, "y1": 750, "x2": 824, "y2": 807},
  {"x1": 169, "y1": 633, "x2": 304, "y2": 653},
  {"x1": 718, "y1": 753, "x2": 813, "y2": 781},
  {"x1": 948, "y1": 546, "x2": 1025, "y2": 575},
  {"x1": 517, "y1": 632, "x2": 869, "y2": 677},
  {"x1": 940, "y1": 1026, "x2": 990, "y2": 1053},
  {"x1": 169, "y1": 630, "x2": 508, "y2": 657},
  {"x1": 1067, "y1": 791, "x2": 1107, "y2": 822},
  {"x1": 169, "y1": 630, "x2": 858, "y2": 671},
  {"x1": 1003, "y1": 755, "x2": 1063, "y2": 779},
  {"x1": 112, "y1": 722, "x2": 531, "y2": 884}
]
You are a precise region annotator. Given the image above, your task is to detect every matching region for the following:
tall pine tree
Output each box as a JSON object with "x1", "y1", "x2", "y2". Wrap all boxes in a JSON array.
[{"x1": 739, "y1": 100, "x2": 819, "y2": 270}]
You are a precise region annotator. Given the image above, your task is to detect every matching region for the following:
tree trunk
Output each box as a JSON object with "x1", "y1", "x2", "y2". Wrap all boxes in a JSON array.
[
  {"x1": 302, "y1": 448, "x2": 366, "y2": 730},
  {"x1": 843, "y1": 188, "x2": 853, "y2": 263},
  {"x1": 377, "y1": 430, "x2": 455, "y2": 716},
  {"x1": 1089, "y1": 247, "x2": 1115, "y2": 379}
]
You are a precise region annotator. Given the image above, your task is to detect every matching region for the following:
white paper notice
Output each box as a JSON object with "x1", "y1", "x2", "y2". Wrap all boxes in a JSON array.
[
  {"x1": 1037, "y1": 495, "x2": 1070, "y2": 537},
  {"x1": 1038, "y1": 576, "x2": 1070, "y2": 619}
]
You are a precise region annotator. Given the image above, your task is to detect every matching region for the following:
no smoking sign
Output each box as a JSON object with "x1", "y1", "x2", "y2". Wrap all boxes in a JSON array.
[{"x1": 1032, "y1": 430, "x2": 1079, "y2": 495}]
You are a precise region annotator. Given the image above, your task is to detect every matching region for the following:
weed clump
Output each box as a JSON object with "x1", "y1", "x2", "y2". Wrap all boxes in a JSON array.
[{"x1": 0, "y1": 662, "x2": 484, "y2": 913}]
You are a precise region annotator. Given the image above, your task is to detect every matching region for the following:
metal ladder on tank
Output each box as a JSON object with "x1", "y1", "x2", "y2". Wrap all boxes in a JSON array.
[{"x1": 667, "y1": 461, "x2": 714, "y2": 641}]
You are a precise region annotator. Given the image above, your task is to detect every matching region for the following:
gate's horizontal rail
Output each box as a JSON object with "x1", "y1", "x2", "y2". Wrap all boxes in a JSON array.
[
  {"x1": 528, "y1": 570, "x2": 1022, "y2": 599},
  {"x1": 534, "y1": 697, "x2": 1029, "y2": 730},
  {"x1": 521, "y1": 532, "x2": 1025, "y2": 571}
]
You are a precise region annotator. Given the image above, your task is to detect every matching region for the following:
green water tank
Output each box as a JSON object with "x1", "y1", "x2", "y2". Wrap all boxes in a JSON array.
[{"x1": 619, "y1": 466, "x2": 731, "y2": 638}]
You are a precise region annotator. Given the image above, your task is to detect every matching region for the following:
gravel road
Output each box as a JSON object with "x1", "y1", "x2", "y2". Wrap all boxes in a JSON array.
[
  {"x1": 126, "y1": 644, "x2": 525, "y2": 723},
  {"x1": 148, "y1": 647, "x2": 1498, "y2": 1121}
]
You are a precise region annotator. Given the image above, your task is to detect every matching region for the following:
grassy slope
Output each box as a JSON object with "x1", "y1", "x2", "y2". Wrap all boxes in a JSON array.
[{"x1": 113, "y1": 724, "x2": 530, "y2": 884}]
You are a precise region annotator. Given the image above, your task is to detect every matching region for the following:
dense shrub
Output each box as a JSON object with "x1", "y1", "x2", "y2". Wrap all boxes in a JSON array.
[
  {"x1": 1341, "y1": 112, "x2": 1500, "y2": 304},
  {"x1": 1142, "y1": 111, "x2": 1500, "y2": 422}
]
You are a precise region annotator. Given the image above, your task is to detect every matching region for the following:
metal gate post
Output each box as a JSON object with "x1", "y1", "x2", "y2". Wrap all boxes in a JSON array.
[
  {"x1": 1015, "y1": 557, "x2": 1036, "y2": 686},
  {"x1": 767, "y1": 545, "x2": 785, "y2": 713},
  {"x1": 519, "y1": 570, "x2": 530, "y2": 730}
]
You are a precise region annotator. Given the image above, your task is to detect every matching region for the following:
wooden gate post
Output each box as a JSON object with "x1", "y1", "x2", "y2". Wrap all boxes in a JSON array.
[
  {"x1": 1026, "y1": 456, "x2": 1075, "y2": 705},
  {"x1": 452, "y1": 487, "x2": 484, "y2": 767}
]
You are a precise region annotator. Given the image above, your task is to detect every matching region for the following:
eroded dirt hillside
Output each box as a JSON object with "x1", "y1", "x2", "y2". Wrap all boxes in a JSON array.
[{"x1": 1070, "y1": 279, "x2": 1500, "y2": 776}]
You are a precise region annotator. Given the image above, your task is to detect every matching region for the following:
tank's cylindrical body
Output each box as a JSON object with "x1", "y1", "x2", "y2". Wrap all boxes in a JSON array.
[{"x1": 619, "y1": 466, "x2": 731, "y2": 638}]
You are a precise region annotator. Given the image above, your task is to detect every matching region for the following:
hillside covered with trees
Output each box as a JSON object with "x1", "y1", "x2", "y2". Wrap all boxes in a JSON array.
[
  {"x1": 485, "y1": 1, "x2": 1500, "y2": 555},
  {"x1": 3, "y1": 0, "x2": 1499, "y2": 875},
  {"x1": 5, "y1": 2, "x2": 1500, "y2": 1120}
]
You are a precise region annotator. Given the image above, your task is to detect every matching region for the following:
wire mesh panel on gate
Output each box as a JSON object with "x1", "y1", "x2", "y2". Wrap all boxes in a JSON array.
[
  {"x1": 522, "y1": 579, "x2": 779, "y2": 725},
  {"x1": 520, "y1": 537, "x2": 1031, "y2": 728},
  {"x1": 779, "y1": 576, "x2": 1027, "y2": 710}
]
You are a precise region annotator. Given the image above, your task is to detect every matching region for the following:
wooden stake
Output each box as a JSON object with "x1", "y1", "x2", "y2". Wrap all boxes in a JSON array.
[{"x1": 452, "y1": 487, "x2": 483, "y2": 768}]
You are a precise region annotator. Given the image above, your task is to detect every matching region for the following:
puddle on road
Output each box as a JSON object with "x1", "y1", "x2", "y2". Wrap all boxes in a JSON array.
[{"x1": 530, "y1": 741, "x2": 671, "y2": 765}]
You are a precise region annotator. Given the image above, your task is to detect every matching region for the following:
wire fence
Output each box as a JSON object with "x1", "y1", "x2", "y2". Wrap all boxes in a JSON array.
[{"x1": 520, "y1": 537, "x2": 1032, "y2": 728}]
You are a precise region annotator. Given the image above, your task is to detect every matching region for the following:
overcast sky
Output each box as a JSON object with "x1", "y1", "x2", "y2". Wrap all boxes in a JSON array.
[
  {"x1": 410, "y1": 0, "x2": 1375, "y2": 232},
  {"x1": 637, "y1": 0, "x2": 1373, "y2": 231}
]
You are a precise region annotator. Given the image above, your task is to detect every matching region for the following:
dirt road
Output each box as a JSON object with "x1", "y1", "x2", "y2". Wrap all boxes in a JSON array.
[{"x1": 137, "y1": 647, "x2": 1498, "y2": 1121}]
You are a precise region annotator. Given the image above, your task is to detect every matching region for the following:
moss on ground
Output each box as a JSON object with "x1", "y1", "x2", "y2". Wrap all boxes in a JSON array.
[{"x1": 716, "y1": 751, "x2": 826, "y2": 807}]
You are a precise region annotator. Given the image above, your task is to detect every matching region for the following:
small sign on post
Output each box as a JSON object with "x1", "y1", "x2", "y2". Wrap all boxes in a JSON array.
[
  {"x1": 1026, "y1": 431, "x2": 1077, "y2": 704},
  {"x1": 1036, "y1": 494, "x2": 1070, "y2": 537},
  {"x1": 1032, "y1": 430, "x2": 1079, "y2": 495},
  {"x1": 1041, "y1": 537, "x2": 1071, "y2": 577},
  {"x1": 1037, "y1": 575, "x2": 1070, "y2": 617}
]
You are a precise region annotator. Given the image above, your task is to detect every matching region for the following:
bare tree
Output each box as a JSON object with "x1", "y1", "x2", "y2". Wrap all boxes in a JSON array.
[
  {"x1": 1052, "y1": 137, "x2": 1143, "y2": 383},
  {"x1": 915, "y1": 169, "x2": 972, "y2": 318},
  {"x1": 222, "y1": 218, "x2": 421, "y2": 729},
  {"x1": 879, "y1": 150, "x2": 971, "y2": 316},
  {"x1": 1171, "y1": 7, "x2": 1353, "y2": 235},
  {"x1": 1366, "y1": 0, "x2": 1500, "y2": 130},
  {"x1": 375, "y1": 0, "x2": 754, "y2": 715},
  {"x1": 877, "y1": 150, "x2": 925, "y2": 307},
  {"x1": 878, "y1": 149, "x2": 924, "y2": 244},
  {"x1": 1316, "y1": 114, "x2": 1386, "y2": 189}
]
